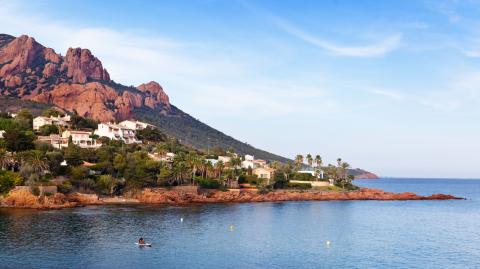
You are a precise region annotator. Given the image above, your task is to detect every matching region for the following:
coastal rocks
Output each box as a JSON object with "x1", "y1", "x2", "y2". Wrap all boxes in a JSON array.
[
  {"x1": 0, "y1": 188, "x2": 463, "y2": 209},
  {"x1": 133, "y1": 187, "x2": 463, "y2": 204},
  {"x1": 0, "y1": 189, "x2": 76, "y2": 209}
]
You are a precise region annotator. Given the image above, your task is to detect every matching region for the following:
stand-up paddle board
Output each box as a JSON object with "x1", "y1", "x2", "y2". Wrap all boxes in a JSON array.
[{"x1": 135, "y1": 243, "x2": 152, "y2": 247}]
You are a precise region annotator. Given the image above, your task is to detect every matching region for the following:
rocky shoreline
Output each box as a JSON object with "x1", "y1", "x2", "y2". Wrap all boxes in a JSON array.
[{"x1": 0, "y1": 187, "x2": 464, "y2": 210}]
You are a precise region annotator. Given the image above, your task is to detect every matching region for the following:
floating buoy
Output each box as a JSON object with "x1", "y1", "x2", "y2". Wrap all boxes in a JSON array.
[
  {"x1": 180, "y1": 218, "x2": 183, "y2": 222},
  {"x1": 229, "y1": 225, "x2": 234, "y2": 231},
  {"x1": 326, "y1": 241, "x2": 331, "y2": 246}
]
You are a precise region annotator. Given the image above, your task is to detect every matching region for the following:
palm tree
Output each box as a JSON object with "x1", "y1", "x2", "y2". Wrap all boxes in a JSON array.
[
  {"x1": 306, "y1": 154, "x2": 313, "y2": 168},
  {"x1": 315, "y1": 155, "x2": 322, "y2": 168},
  {"x1": 341, "y1": 162, "x2": 350, "y2": 180},
  {"x1": 25, "y1": 150, "x2": 49, "y2": 174},
  {"x1": 314, "y1": 155, "x2": 323, "y2": 179},
  {"x1": 214, "y1": 160, "x2": 224, "y2": 179},
  {"x1": 270, "y1": 161, "x2": 281, "y2": 170},
  {"x1": 0, "y1": 149, "x2": 11, "y2": 170},
  {"x1": 295, "y1": 154, "x2": 304, "y2": 171}
]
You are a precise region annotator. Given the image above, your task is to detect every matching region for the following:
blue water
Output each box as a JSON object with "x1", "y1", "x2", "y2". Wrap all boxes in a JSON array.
[{"x1": 0, "y1": 178, "x2": 479, "y2": 269}]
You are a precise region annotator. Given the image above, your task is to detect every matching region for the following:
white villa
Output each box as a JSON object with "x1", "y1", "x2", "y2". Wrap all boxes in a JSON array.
[
  {"x1": 0, "y1": 130, "x2": 4, "y2": 139},
  {"x1": 148, "y1": 152, "x2": 175, "y2": 162},
  {"x1": 33, "y1": 115, "x2": 71, "y2": 130},
  {"x1": 241, "y1": 154, "x2": 255, "y2": 169},
  {"x1": 241, "y1": 154, "x2": 267, "y2": 169},
  {"x1": 62, "y1": 130, "x2": 102, "y2": 149},
  {"x1": 118, "y1": 120, "x2": 155, "y2": 130},
  {"x1": 94, "y1": 123, "x2": 141, "y2": 144},
  {"x1": 37, "y1": 134, "x2": 69, "y2": 149},
  {"x1": 217, "y1": 155, "x2": 231, "y2": 164},
  {"x1": 37, "y1": 130, "x2": 101, "y2": 149}
]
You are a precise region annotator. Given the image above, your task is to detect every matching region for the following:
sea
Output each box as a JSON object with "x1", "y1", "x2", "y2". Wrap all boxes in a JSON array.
[{"x1": 0, "y1": 178, "x2": 479, "y2": 269}]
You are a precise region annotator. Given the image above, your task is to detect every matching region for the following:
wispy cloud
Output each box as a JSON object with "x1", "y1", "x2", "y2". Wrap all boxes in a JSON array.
[
  {"x1": 271, "y1": 17, "x2": 402, "y2": 57},
  {"x1": 367, "y1": 88, "x2": 405, "y2": 100}
]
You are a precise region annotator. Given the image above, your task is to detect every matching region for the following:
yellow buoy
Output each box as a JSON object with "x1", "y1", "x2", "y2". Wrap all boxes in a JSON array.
[{"x1": 229, "y1": 225, "x2": 235, "y2": 231}]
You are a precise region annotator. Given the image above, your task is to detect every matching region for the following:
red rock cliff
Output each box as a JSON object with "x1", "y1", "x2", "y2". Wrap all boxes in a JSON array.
[{"x1": 0, "y1": 34, "x2": 170, "y2": 121}]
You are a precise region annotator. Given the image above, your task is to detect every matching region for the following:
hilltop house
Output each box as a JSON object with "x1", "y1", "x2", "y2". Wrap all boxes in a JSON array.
[
  {"x1": 37, "y1": 134, "x2": 69, "y2": 149},
  {"x1": 217, "y1": 156, "x2": 231, "y2": 164},
  {"x1": 253, "y1": 167, "x2": 275, "y2": 180},
  {"x1": 241, "y1": 154, "x2": 267, "y2": 169},
  {"x1": 241, "y1": 154, "x2": 255, "y2": 169},
  {"x1": 33, "y1": 115, "x2": 71, "y2": 130},
  {"x1": 62, "y1": 130, "x2": 102, "y2": 149},
  {"x1": 37, "y1": 130, "x2": 102, "y2": 149},
  {"x1": 94, "y1": 123, "x2": 141, "y2": 144},
  {"x1": 118, "y1": 120, "x2": 155, "y2": 130},
  {"x1": 148, "y1": 152, "x2": 175, "y2": 162}
]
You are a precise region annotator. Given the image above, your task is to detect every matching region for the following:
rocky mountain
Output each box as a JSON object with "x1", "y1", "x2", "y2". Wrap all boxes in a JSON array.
[{"x1": 0, "y1": 34, "x2": 289, "y2": 162}]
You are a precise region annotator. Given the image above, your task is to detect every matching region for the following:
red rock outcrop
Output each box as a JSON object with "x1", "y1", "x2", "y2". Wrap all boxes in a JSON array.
[
  {"x1": 137, "y1": 81, "x2": 170, "y2": 109},
  {"x1": 61, "y1": 48, "x2": 110, "y2": 83},
  {"x1": 1, "y1": 189, "x2": 77, "y2": 209},
  {"x1": 0, "y1": 34, "x2": 171, "y2": 122},
  {"x1": 133, "y1": 187, "x2": 463, "y2": 204}
]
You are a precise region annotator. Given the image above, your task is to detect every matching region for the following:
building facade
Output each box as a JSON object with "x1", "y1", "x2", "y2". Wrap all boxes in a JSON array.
[
  {"x1": 94, "y1": 123, "x2": 141, "y2": 144},
  {"x1": 33, "y1": 115, "x2": 71, "y2": 130},
  {"x1": 62, "y1": 130, "x2": 102, "y2": 149}
]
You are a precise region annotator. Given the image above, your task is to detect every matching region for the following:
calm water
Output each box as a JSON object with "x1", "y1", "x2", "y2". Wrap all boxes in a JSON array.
[{"x1": 1, "y1": 178, "x2": 479, "y2": 269}]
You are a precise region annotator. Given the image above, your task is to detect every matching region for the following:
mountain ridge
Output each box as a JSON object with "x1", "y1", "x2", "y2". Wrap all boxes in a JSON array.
[{"x1": 0, "y1": 33, "x2": 290, "y2": 162}]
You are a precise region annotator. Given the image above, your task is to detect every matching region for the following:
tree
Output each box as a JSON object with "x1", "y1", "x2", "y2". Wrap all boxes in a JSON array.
[
  {"x1": 0, "y1": 170, "x2": 23, "y2": 194},
  {"x1": 46, "y1": 151, "x2": 65, "y2": 176},
  {"x1": 214, "y1": 160, "x2": 224, "y2": 179},
  {"x1": 315, "y1": 155, "x2": 322, "y2": 169},
  {"x1": 306, "y1": 154, "x2": 313, "y2": 168},
  {"x1": 70, "y1": 113, "x2": 98, "y2": 129},
  {"x1": 15, "y1": 109, "x2": 33, "y2": 130},
  {"x1": 273, "y1": 172, "x2": 288, "y2": 189},
  {"x1": 38, "y1": 124, "x2": 59, "y2": 136},
  {"x1": 64, "y1": 144, "x2": 83, "y2": 166},
  {"x1": 136, "y1": 127, "x2": 166, "y2": 142},
  {"x1": 0, "y1": 149, "x2": 12, "y2": 170},
  {"x1": 4, "y1": 129, "x2": 35, "y2": 152},
  {"x1": 22, "y1": 150, "x2": 49, "y2": 174},
  {"x1": 97, "y1": 175, "x2": 123, "y2": 196},
  {"x1": 41, "y1": 108, "x2": 64, "y2": 117},
  {"x1": 295, "y1": 154, "x2": 304, "y2": 171},
  {"x1": 314, "y1": 155, "x2": 323, "y2": 179}
]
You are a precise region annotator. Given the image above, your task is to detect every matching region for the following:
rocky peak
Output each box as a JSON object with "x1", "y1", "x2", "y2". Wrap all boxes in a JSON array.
[
  {"x1": 0, "y1": 34, "x2": 15, "y2": 48},
  {"x1": 61, "y1": 47, "x2": 110, "y2": 84},
  {"x1": 137, "y1": 81, "x2": 170, "y2": 109},
  {"x1": 0, "y1": 34, "x2": 171, "y2": 122},
  {"x1": 0, "y1": 35, "x2": 46, "y2": 77}
]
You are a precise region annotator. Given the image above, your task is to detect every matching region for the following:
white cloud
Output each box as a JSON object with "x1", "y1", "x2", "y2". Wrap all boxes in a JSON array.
[
  {"x1": 368, "y1": 88, "x2": 405, "y2": 100},
  {"x1": 271, "y1": 17, "x2": 402, "y2": 57}
]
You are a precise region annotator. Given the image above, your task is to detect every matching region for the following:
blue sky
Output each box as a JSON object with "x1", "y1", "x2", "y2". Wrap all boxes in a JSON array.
[{"x1": 1, "y1": 0, "x2": 480, "y2": 178}]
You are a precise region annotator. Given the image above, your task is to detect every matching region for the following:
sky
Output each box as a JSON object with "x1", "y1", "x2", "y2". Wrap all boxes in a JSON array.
[{"x1": 1, "y1": 0, "x2": 480, "y2": 178}]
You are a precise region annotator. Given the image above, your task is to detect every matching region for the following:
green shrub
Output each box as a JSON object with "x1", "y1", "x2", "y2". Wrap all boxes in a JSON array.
[
  {"x1": 198, "y1": 178, "x2": 221, "y2": 189},
  {"x1": 58, "y1": 180, "x2": 73, "y2": 194},
  {"x1": 287, "y1": 182, "x2": 312, "y2": 190},
  {"x1": 38, "y1": 124, "x2": 59, "y2": 136},
  {"x1": 31, "y1": 186, "x2": 40, "y2": 196},
  {"x1": 292, "y1": 173, "x2": 316, "y2": 181},
  {"x1": 0, "y1": 170, "x2": 23, "y2": 194}
]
